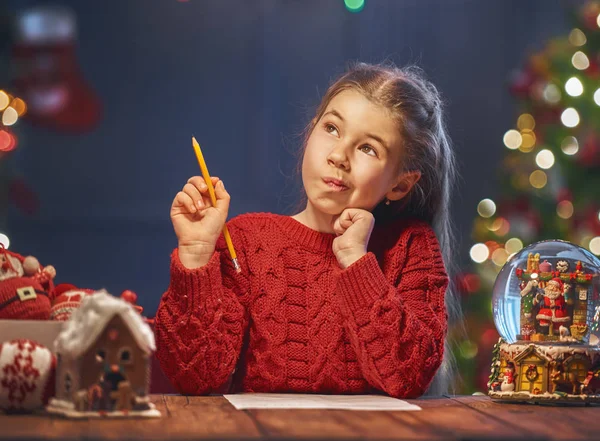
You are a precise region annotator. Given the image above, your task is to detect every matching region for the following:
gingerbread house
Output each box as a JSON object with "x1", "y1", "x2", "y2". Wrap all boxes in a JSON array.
[{"x1": 46, "y1": 290, "x2": 159, "y2": 418}]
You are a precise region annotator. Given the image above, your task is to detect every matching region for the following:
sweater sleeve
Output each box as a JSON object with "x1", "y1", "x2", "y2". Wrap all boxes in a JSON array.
[
  {"x1": 153, "y1": 221, "x2": 250, "y2": 395},
  {"x1": 335, "y1": 224, "x2": 448, "y2": 398}
]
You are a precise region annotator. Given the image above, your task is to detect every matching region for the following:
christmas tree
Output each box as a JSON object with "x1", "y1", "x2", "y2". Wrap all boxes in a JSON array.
[{"x1": 455, "y1": 1, "x2": 600, "y2": 393}]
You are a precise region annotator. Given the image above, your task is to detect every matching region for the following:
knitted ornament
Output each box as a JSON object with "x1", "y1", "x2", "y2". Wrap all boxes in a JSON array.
[
  {"x1": 50, "y1": 284, "x2": 94, "y2": 321},
  {"x1": 0, "y1": 247, "x2": 52, "y2": 320},
  {"x1": 0, "y1": 339, "x2": 56, "y2": 412}
]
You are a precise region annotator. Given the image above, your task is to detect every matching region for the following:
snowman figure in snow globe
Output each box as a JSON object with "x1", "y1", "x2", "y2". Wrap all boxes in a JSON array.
[{"x1": 488, "y1": 239, "x2": 600, "y2": 403}]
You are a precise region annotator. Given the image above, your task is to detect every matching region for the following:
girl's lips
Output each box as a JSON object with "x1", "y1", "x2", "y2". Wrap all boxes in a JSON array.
[{"x1": 322, "y1": 178, "x2": 349, "y2": 192}]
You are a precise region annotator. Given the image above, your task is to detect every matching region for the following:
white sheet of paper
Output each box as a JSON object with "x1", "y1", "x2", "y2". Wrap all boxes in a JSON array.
[{"x1": 223, "y1": 393, "x2": 421, "y2": 411}]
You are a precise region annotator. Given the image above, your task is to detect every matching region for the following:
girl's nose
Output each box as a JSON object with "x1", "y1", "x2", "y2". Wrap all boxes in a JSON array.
[{"x1": 327, "y1": 144, "x2": 350, "y2": 169}]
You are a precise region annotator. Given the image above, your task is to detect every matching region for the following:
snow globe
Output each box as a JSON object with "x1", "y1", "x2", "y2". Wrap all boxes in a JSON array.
[{"x1": 488, "y1": 239, "x2": 600, "y2": 403}]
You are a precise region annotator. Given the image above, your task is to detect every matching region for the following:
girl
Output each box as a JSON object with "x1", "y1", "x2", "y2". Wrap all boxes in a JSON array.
[{"x1": 154, "y1": 62, "x2": 459, "y2": 398}]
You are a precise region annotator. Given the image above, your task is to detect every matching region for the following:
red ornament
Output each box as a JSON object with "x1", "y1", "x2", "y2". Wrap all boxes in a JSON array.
[
  {"x1": 50, "y1": 284, "x2": 93, "y2": 321},
  {"x1": 120, "y1": 290, "x2": 143, "y2": 314}
]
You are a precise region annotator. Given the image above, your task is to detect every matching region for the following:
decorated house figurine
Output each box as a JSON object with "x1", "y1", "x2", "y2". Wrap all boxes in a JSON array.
[
  {"x1": 46, "y1": 290, "x2": 160, "y2": 418},
  {"x1": 489, "y1": 240, "x2": 600, "y2": 403}
]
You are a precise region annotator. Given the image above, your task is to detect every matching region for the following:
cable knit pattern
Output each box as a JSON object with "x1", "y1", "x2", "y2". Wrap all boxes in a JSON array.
[{"x1": 154, "y1": 212, "x2": 448, "y2": 398}]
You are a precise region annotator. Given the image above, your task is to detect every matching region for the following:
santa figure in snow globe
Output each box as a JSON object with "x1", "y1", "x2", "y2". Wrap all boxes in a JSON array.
[{"x1": 488, "y1": 239, "x2": 600, "y2": 403}]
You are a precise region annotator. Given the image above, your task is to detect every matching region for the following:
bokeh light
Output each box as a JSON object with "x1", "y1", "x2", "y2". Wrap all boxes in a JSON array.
[
  {"x1": 565, "y1": 77, "x2": 583, "y2": 96},
  {"x1": 557, "y1": 200, "x2": 574, "y2": 219},
  {"x1": 569, "y1": 28, "x2": 587, "y2": 46},
  {"x1": 503, "y1": 130, "x2": 522, "y2": 150},
  {"x1": 535, "y1": 149, "x2": 555, "y2": 169},
  {"x1": 344, "y1": 0, "x2": 365, "y2": 12},
  {"x1": 477, "y1": 199, "x2": 496, "y2": 218},
  {"x1": 590, "y1": 237, "x2": 600, "y2": 255},
  {"x1": 2, "y1": 107, "x2": 18, "y2": 126},
  {"x1": 561, "y1": 108, "x2": 580, "y2": 127},
  {"x1": 470, "y1": 243, "x2": 489, "y2": 263},
  {"x1": 561, "y1": 136, "x2": 579, "y2": 155},
  {"x1": 0, "y1": 91, "x2": 8, "y2": 111},
  {"x1": 529, "y1": 170, "x2": 547, "y2": 188},
  {"x1": 505, "y1": 238, "x2": 524, "y2": 254},
  {"x1": 572, "y1": 51, "x2": 590, "y2": 70},
  {"x1": 0, "y1": 233, "x2": 10, "y2": 249}
]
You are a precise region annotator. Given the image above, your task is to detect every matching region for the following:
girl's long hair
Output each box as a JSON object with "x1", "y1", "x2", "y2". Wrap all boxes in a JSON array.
[{"x1": 290, "y1": 61, "x2": 463, "y2": 395}]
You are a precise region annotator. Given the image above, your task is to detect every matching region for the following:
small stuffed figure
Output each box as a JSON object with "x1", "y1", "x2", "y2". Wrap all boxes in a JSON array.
[
  {"x1": 50, "y1": 283, "x2": 94, "y2": 321},
  {"x1": 22, "y1": 255, "x2": 56, "y2": 294},
  {"x1": 0, "y1": 247, "x2": 53, "y2": 320},
  {"x1": 0, "y1": 339, "x2": 56, "y2": 412}
]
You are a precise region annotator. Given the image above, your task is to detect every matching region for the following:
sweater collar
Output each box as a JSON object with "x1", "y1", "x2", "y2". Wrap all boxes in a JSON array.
[{"x1": 274, "y1": 214, "x2": 336, "y2": 253}]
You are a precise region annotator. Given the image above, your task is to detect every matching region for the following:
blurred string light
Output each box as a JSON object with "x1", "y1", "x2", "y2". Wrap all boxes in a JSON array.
[
  {"x1": 590, "y1": 237, "x2": 600, "y2": 255},
  {"x1": 2, "y1": 107, "x2": 18, "y2": 126},
  {"x1": 470, "y1": 243, "x2": 489, "y2": 263},
  {"x1": 0, "y1": 90, "x2": 26, "y2": 153},
  {"x1": 561, "y1": 108, "x2": 580, "y2": 127},
  {"x1": 536, "y1": 149, "x2": 555, "y2": 169},
  {"x1": 543, "y1": 83, "x2": 561, "y2": 104},
  {"x1": 503, "y1": 129, "x2": 522, "y2": 150},
  {"x1": 491, "y1": 248, "x2": 509, "y2": 266},
  {"x1": 561, "y1": 136, "x2": 579, "y2": 155},
  {"x1": 505, "y1": 238, "x2": 523, "y2": 254},
  {"x1": 572, "y1": 51, "x2": 590, "y2": 70},
  {"x1": 594, "y1": 88, "x2": 600, "y2": 106},
  {"x1": 344, "y1": 0, "x2": 365, "y2": 12},
  {"x1": 517, "y1": 114, "x2": 535, "y2": 131},
  {"x1": 488, "y1": 217, "x2": 510, "y2": 236},
  {"x1": 519, "y1": 130, "x2": 536, "y2": 152},
  {"x1": 0, "y1": 233, "x2": 9, "y2": 249},
  {"x1": 565, "y1": 77, "x2": 583, "y2": 96},
  {"x1": 557, "y1": 200, "x2": 574, "y2": 219},
  {"x1": 0, "y1": 91, "x2": 8, "y2": 111},
  {"x1": 569, "y1": 28, "x2": 587, "y2": 46},
  {"x1": 529, "y1": 170, "x2": 547, "y2": 188},
  {"x1": 477, "y1": 198, "x2": 496, "y2": 218}
]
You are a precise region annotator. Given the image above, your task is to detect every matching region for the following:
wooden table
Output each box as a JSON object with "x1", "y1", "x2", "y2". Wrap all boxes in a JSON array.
[{"x1": 1, "y1": 394, "x2": 599, "y2": 440}]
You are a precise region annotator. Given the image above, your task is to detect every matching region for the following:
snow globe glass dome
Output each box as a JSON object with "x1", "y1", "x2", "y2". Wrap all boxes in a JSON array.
[{"x1": 492, "y1": 239, "x2": 600, "y2": 345}]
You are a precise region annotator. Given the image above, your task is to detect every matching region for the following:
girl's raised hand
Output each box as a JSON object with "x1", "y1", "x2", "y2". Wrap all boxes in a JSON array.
[{"x1": 170, "y1": 176, "x2": 230, "y2": 268}]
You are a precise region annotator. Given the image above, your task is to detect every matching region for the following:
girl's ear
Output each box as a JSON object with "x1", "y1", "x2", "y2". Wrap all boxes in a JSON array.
[{"x1": 387, "y1": 171, "x2": 421, "y2": 201}]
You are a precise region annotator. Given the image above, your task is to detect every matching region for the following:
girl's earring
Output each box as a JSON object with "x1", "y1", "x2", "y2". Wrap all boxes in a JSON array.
[{"x1": 385, "y1": 198, "x2": 391, "y2": 206}]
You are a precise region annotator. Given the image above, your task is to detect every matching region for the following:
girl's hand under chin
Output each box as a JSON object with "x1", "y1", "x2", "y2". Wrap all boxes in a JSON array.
[{"x1": 332, "y1": 208, "x2": 375, "y2": 269}]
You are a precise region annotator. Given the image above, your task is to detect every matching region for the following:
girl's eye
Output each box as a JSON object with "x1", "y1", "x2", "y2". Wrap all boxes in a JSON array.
[
  {"x1": 324, "y1": 123, "x2": 338, "y2": 136},
  {"x1": 359, "y1": 145, "x2": 377, "y2": 157}
]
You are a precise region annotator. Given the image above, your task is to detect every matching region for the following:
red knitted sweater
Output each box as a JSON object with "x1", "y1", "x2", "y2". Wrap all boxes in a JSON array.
[{"x1": 154, "y1": 212, "x2": 448, "y2": 398}]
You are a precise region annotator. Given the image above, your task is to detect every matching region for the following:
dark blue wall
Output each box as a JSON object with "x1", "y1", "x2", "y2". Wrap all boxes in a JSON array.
[{"x1": 4, "y1": 0, "x2": 570, "y2": 314}]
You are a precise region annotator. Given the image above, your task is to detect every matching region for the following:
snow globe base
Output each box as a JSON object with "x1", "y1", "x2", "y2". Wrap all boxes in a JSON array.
[{"x1": 488, "y1": 339, "x2": 600, "y2": 404}]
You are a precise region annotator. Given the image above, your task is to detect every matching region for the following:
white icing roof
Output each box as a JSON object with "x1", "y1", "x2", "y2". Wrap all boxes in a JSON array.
[{"x1": 54, "y1": 290, "x2": 155, "y2": 357}]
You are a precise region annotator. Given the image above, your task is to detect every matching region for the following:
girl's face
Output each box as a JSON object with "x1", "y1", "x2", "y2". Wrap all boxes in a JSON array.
[{"x1": 302, "y1": 89, "x2": 410, "y2": 216}]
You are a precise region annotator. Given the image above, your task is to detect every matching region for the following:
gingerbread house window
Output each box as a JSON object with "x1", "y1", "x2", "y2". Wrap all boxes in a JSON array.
[
  {"x1": 118, "y1": 346, "x2": 133, "y2": 365},
  {"x1": 96, "y1": 349, "x2": 106, "y2": 363},
  {"x1": 64, "y1": 372, "x2": 72, "y2": 394}
]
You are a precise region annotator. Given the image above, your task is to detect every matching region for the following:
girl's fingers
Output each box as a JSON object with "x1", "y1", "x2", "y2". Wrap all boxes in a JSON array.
[
  {"x1": 214, "y1": 180, "x2": 230, "y2": 212},
  {"x1": 183, "y1": 183, "x2": 204, "y2": 209},
  {"x1": 175, "y1": 191, "x2": 196, "y2": 214}
]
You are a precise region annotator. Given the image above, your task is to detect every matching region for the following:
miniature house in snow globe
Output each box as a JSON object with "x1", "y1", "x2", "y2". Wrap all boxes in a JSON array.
[{"x1": 488, "y1": 239, "x2": 600, "y2": 403}]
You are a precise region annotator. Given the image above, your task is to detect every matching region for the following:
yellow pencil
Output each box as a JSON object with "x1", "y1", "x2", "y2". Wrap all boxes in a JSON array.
[{"x1": 191, "y1": 136, "x2": 241, "y2": 273}]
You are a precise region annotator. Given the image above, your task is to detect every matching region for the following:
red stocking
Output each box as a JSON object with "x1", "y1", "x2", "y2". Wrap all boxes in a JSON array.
[{"x1": 10, "y1": 6, "x2": 101, "y2": 133}]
